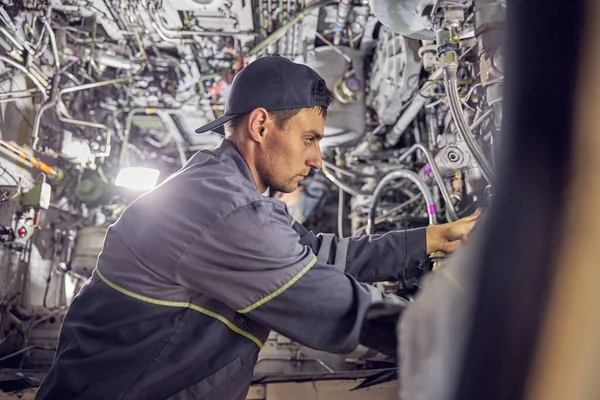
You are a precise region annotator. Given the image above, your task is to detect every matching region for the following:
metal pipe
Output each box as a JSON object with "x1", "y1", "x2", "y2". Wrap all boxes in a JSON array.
[
  {"x1": 322, "y1": 159, "x2": 361, "y2": 178},
  {"x1": 443, "y1": 64, "x2": 494, "y2": 183},
  {"x1": 470, "y1": 107, "x2": 494, "y2": 131},
  {"x1": 0, "y1": 27, "x2": 25, "y2": 53},
  {"x1": 151, "y1": 22, "x2": 193, "y2": 44},
  {"x1": 62, "y1": 71, "x2": 81, "y2": 86},
  {"x1": 322, "y1": 165, "x2": 371, "y2": 196},
  {"x1": 133, "y1": 28, "x2": 147, "y2": 60},
  {"x1": 248, "y1": 0, "x2": 336, "y2": 56},
  {"x1": 0, "y1": 88, "x2": 39, "y2": 97},
  {"x1": 53, "y1": 78, "x2": 136, "y2": 156},
  {"x1": 396, "y1": 143, "x2": 459, "y2": 221},
  {"x1": 44, "y1": 20, "x2": 60, "y2": 72},
  {"x1": 120, "y1": 108, "x2": 209, "y2": 167},
  {"x1": 155, "y1": 110, "x2": 188, "y2": 166},
  {"x1": 315, "y1": 32, "x2": 353, "y2": 66},
  {"x1": 387, "y1": 68, "x2": 444, "y2": 146},
  {"x1": 94, "y1": 131, "x2": 112, "y2": 158},
  {"x1": 0, "y1": 138, "x2": 57, "y2": 177},
  {"x1": 0, "y1": 56, "x2": 48, "y2": 99},
  {"x1": 57, "y1": 114, "x2": 108, "y2": 131},
  {"x1": 367, "y1": 169, "x2": 437, "y2": 234},
  {"x1": 56, "y1": 112, "x2": 112, "y2": 158},
  {"x1": 33, "y1": 77, "x2": 135, "y2": 152},
  {"x1": 338, "y1": 189, "x2": 344, "y2": 237},
  {"x1": 58, "y1": 76, "x2": 136, "y2": 95},
  {"x1": 122, "y1": 108, "x2": 160, "y2": 167},
  {"x1": 354, "y1": 194, "x2": 422, "y2": 236},
  {"x1": 151, "y1": 10, "x2": 253, "y2": 38},
  {"x1": 33, "y1": 20, "x2": 62, "y2": 151},
  {"x1": 55, "y1": 75, "x2": 137, "y2": 118},
  {"x1": 333, "y1": 0, "x2": 351, "y2": 45},
  {"x1": 32, "y1": 101, "x2": 58, "y2": 150},
  {"x1": 87, "y1": 13, "x2": 98, "y2": 75},
  {"x1": 32, "y1": 23, "x2": 49, "y2": 58},
  {"x1": 0, "y1": 95, "x2": 37, "y2": 104},
  {"x1": 27, "y1": 63, "x2": 51, "y2": 88}
]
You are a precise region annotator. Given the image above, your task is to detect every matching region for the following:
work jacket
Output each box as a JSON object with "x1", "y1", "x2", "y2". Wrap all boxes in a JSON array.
[{"x1": 36, "y1": 139, "x2": 428, "y2": 400}]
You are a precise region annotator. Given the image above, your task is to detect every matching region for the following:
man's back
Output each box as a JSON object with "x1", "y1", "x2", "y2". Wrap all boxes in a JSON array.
[{"x1": 36, "y1": 141, "x2": 274, "y2": 400}]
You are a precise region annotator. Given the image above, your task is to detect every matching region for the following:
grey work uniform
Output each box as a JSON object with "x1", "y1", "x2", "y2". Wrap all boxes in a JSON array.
[{"x1": 36, "y1": 139, "x2": 428, "y2": 400}]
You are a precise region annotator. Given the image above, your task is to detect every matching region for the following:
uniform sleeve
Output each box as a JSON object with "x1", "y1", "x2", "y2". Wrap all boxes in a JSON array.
[
  {"x1": 293, "y1": 221, "x2": 429, "y2": 285},
  {"x1": 175, "y1": 199, "x2": 403, "y2": 355}
]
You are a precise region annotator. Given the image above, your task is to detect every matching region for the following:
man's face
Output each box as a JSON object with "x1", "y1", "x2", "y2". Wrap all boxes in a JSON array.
[{"x1": 257, "y1": 108, "x2": 324, "y2": 193}]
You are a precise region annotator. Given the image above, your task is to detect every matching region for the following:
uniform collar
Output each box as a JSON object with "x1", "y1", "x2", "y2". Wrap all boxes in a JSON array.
[{"x1": 212, "y1": 139, "x2": 259, "y2": 192}]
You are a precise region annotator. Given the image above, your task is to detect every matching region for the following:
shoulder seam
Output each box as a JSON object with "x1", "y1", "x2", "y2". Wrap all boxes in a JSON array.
[{"x1": 174, "y1": 198, "x2": 279, "y2": 277}]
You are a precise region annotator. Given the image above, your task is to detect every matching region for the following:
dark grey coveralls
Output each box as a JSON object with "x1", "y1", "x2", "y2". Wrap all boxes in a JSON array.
[{"x1": 36, "y1": 139, "x2": 428, "y2": 400}]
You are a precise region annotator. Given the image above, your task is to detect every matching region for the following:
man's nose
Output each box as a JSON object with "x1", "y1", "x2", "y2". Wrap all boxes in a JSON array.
[{"x1": 307, "y1": 148, "x2": 322, "y2": 170}]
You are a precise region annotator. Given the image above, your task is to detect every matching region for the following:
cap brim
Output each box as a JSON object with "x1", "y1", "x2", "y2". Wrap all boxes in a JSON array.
[{"x1": 194, "y1": 114, "x2": 238, "y2": 135}]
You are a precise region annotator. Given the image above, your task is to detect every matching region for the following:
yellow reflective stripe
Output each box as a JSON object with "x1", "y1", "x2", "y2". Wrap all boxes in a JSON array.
[
  {"x1": 237, "y1": 255, "x2": 318, "y2": 314},
  {"x1": 290, "y1": 216, "x2": 296, "y2": 225},
  {"x1": 95, "y1": 268, "x2": 263, "y2": 349},
  {"x1": 97, "y1": 268, "x2": 189, "y2": 307}
]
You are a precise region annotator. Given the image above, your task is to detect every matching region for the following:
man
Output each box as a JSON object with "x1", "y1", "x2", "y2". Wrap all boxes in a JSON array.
[{"x1": 36, "y1": 55, "x2": 479, "y2": 400}]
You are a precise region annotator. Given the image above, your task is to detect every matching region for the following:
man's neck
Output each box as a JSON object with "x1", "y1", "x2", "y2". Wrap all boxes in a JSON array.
[{"x1": 225, "y1": 138, "x2": 267, "y2": 193}]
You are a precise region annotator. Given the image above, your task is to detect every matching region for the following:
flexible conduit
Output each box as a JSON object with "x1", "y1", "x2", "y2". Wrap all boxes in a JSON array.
[
  {"x1": 443, "y1": 64, "x2": 494, "y2": 183},
  {"x1": 367, "y1": 169, "x2": 437, "y2": 235},
  {"x1": 396, "y1": 143, "x2": 459, "y2": 221}
]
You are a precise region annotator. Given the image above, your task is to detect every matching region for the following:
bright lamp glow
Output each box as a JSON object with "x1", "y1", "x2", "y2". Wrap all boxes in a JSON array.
[
  {"x1": 115, "y1": 167, "x2": 160, "y2": 191},
  {"x1": 61, "y1": 131, "x2": 92, "y2": 165}
]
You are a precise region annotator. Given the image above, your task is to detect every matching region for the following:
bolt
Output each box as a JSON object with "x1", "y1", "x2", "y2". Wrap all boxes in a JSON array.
[{"x1": 448, "y1": 151, "x2": 460, "y2": 162}]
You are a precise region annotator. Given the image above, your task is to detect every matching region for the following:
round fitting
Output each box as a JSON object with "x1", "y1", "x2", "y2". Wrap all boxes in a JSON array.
[{"x1": 333, "y1": 71, "x2": 363, "y2": 104}]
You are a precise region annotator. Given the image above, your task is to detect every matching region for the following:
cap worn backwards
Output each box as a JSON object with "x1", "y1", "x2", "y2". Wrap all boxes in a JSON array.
[{"x1": 195, "y1": 55, "x2": 329, "y2": 135}]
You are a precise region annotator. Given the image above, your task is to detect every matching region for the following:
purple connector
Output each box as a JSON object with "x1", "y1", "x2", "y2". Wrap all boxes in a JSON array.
[
  {"x1": 423, "y1": 164, "x2": 432, "y2": 176},
  {"x1": 428, "y1": 204, "x2": 437, "y2": 215}
]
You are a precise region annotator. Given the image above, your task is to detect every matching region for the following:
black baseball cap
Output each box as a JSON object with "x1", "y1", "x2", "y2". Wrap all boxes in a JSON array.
[{"x1": 195, "y1": 55, "x2": 330, "y2": 135}]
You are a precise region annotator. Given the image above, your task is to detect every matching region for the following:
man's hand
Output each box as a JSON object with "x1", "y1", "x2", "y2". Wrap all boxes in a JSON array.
[{"x1": 425, "y1": 209, "x2": 483, "y2": 253}]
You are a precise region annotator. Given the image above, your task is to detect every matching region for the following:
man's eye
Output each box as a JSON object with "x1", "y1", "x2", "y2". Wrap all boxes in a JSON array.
[{"x1": 304, "y1": 138, "x2": 314, "y2": 145}]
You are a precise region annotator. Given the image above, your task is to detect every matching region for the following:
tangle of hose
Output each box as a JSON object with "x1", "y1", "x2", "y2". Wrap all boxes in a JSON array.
[
  {"x1": 443, "y1": 64, "x2": 495, "y2": 183},
  {"x1": 366, "y1": 169, "x2": 437, "y2": 235}
]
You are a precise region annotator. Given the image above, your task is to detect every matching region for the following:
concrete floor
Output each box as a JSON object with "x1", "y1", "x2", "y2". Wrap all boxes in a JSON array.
[
  {"x1": 247, "y1": 380, "x2": 398, "y2": 400},
  {"x1": 0, "y1": 381, "x2": 398, "y2": 400},
  {"x1": 0, "y1": 389, "x2": 36, "y2": 400}
]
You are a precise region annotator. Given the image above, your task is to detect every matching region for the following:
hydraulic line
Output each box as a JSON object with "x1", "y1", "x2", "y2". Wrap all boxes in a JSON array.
[
  {"x1": 0, "y1": 55, "x2": 48, "y2": 99},
  {"x1": 367, "y1": 169, "x2": 437, "y2": 235},
  {"x1": 32, "y1": 77, "x2": 136, "y2": 153},
  {"x1": 396, "y1": 143, "x2": 459, "y2": 221},
  {"x1": 315, "y1": 31, "x2": 352, "y2": 67},
  {"x1": 32, "y1": 20, "x2": 61, "y2": 152},
  {"x1": 322, "y1": 165, "x2": 371, "y2": 196},
  {"x1": 443, "y1": 64, "x2": 494, "y2": 183},
  {"x1": 120, "y1": 108, "x2": 156, "y2": 167},
  {"x1": 248, "y1": 0, "x2": 336, "y2": 56},
  {"x1": 150, "y1": 9, "x2": 254, "y2": 41},
  {"x1": 0, "y1": 139, "x2": 57, "y2": 177},
  {"x1": 120, "y1": 108, "x2": 207, "y2": 167},
  {"x1": 0, "y1": 94, "x2": 37, "y2": 104},
  {"x1": 387, "y1": 68, "x2": 444, "y2": 146},
  {"x1": 322, "y1": 159, "x2": 363, "y2": 178}
]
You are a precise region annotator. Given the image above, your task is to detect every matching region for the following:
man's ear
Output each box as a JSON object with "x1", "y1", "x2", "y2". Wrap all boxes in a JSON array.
[{"x1": 246, "y1": 108, "x2": 269, "y2": 143}]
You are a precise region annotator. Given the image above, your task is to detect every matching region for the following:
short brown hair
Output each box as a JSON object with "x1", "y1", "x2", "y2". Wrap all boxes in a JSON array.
[{"x1": 225, "y1": 79, "x2": 334, "y2": 137}]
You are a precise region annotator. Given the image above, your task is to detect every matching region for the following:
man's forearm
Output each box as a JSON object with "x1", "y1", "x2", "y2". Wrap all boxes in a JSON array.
[
  {"x1": 294, "y1": 220, "x2": 428, "y2": 283},
  {"x1": 344, "y1": 228, "x2": 429, "y2": 283}
]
